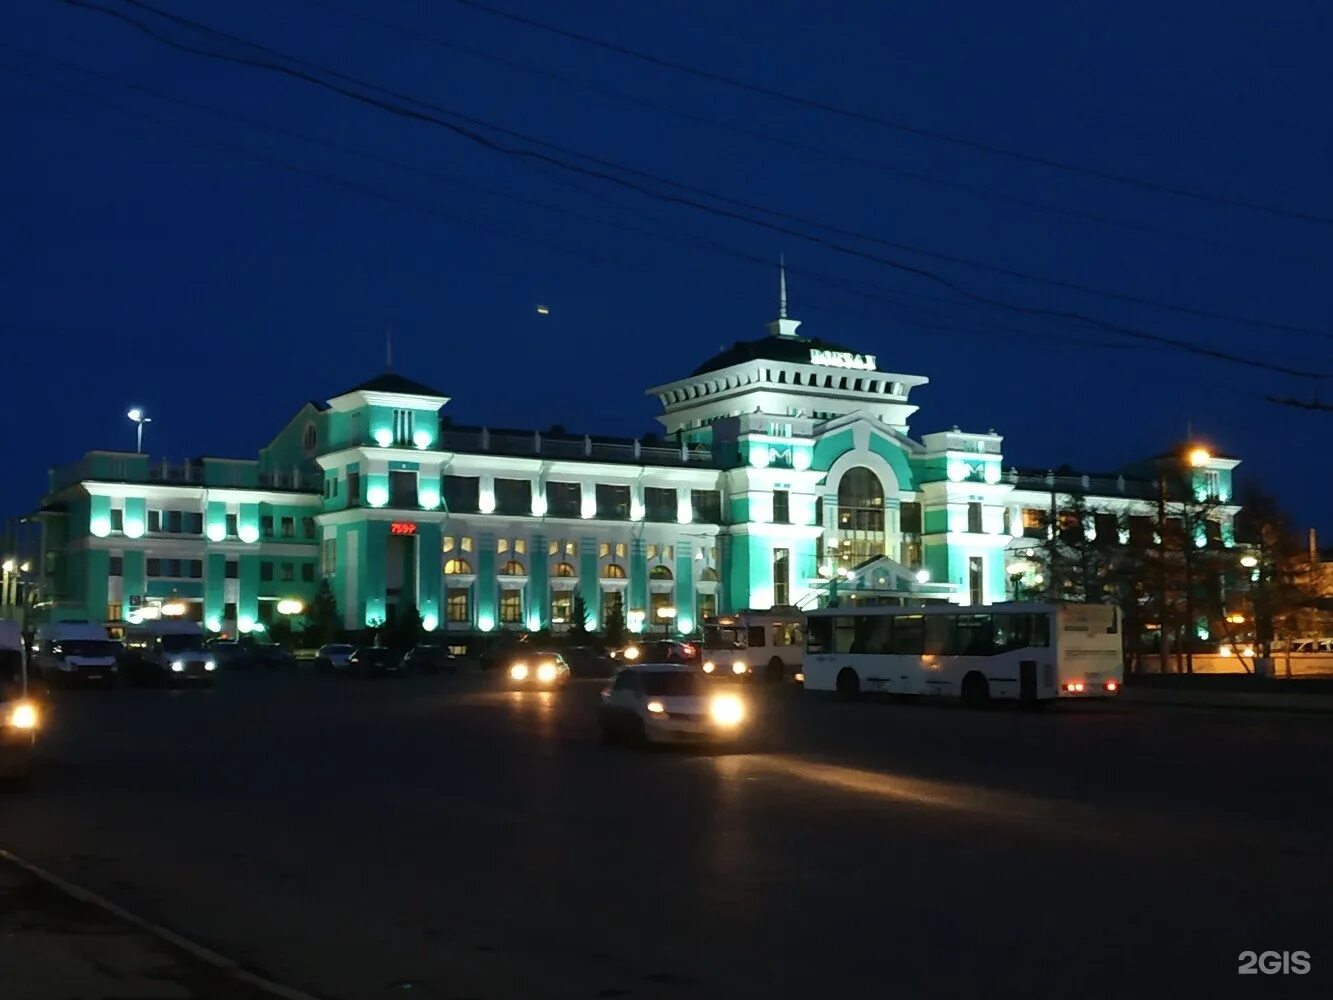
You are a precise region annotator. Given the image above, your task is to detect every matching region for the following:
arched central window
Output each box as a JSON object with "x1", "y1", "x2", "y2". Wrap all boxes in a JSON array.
[
  {"x1": 500, "y1": 559, "x2": 526, "y2": 576},
  {"x1": 649, "y1": 565, "x2": 673, "y2": 580},
  {"x1": 836, "y1": 466, "x2": 886, "y2": 568},
  {"x1": 444, "y1": 558, "x2": 472, "y2": 575},
  {"x1": 552, "y1": 561, "x2": 576, "y2": 578},
  {"x1": 602, "y1": 563, "x2": 627, "y2": 579}
]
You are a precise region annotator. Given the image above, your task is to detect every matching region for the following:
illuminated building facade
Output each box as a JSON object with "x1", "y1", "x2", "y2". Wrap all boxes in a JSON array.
[{"x1": 34, "y1": 274, "x2": 1240, "y2": 637}]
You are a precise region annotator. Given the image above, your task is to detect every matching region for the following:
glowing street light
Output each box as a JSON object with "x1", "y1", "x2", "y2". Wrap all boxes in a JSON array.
[
  {"x1": 1239, "y1": 554, "x2": 1259, "y2": 569},
  {"x1": 276, "y1": 598, "x2": 305, "y2": 616},
  {"x1": 1187, "y1": 446, "x2": 1211, "y2": 468},
  {"x1": 915, "y1": 569, "x2": 931, "y2": 584},
  {"x1": 127, "y1": 407, "x2": 152, "y2": 453}
]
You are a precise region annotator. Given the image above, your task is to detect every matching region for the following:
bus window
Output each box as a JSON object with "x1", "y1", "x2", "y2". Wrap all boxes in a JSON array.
[
  {"x1": 924, "y1": 615, "x2": 953, "y2": 655},
  {"x1": 851, "y1": 615, "x2": 891, "y2": 654},
  {"x1": 834, "y1": 617, "x2": 858, "y2": 654},
  {"x1": 806, "y1": 617, "x2": 832, "y2": 654},
  {"x1": 891, "y1": 615, "x2": 924, "y2": 655},
  {"x1": 953, "y1": 615, "x2": 994, "y2": 656},
  {"x1": 747, "y1": 626, "x2": 767, "y2": 648},
  {"x1": 1030, "y1": 614, "x2": 1051, "y2": 647},
  {"x1": 994, "y1": 614, "x2": 1030, "y2": 651}
]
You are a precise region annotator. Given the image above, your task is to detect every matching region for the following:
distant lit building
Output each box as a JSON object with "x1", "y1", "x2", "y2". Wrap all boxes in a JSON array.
[{"x1": 33, "y1": 271, "x2": 1240, "y2": 637}]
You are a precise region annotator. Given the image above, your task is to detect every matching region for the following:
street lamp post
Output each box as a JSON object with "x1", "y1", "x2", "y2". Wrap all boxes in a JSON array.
[{"x1": 127, "y1": 408, "x2": 152, "y2": 453}]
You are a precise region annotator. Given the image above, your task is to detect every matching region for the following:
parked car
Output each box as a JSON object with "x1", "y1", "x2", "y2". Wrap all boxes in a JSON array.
[
  {"x1": 478, "y1": 634, "x2": 530, "y2": 672},
  {"x1": 506, "y1": 650, "x2": 571, "y2": 689},
  {"x1": 32, "y1": 621, "x2": 120, "y2": 688},
  {"x1": 349, "y1": 647, "x2": 404, "y2": 678},
  {"x1": 252, "y1": 644, "x2": 297, "y2": 670},
  {"x1": 121, "y1": 622, "x2": 217, "y2": 687},
  {"x1": 314, "y1": 643, "x2": 356, "y2": 674},
  {"x1": 205, "y1": 640, "x2": 255, "y2": 671},
  {"x1": 611, "y1": 640, "x2": 701, "y2": 666},
  {"x1": 401, "y1": 644, "x2": 456, "y2": 674}
]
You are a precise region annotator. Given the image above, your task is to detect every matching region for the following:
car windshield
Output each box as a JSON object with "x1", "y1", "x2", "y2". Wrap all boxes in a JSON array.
[
  {"x1": 703, "y1": 626, "x2": 745, "y2": 649},
  {"x1": 56, "y1": 639, "x2": 120, "y2": 657},
  {"x1": 640, "y1": 671, "x2": 707, "y2": 696},
  {"x1": 160, "y1": 634, "x2": 202, "y2": 652}
]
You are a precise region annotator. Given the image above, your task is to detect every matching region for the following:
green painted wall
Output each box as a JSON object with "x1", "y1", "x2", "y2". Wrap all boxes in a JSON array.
[
  {"x1": 475, "y1": 533, "x2": 496, "y2": 630},
  {"x1": 123, "y1": 497, "x2": 146, "y2": 538},
  {"x1": 416, "y1": 522, "x2": 442, "y2": 630},
  {"x1": 237, "y1": 555, "x2": 260, "y2": 630},
  {"x1": 259, "y1": 405, "x2": 324, "y2": 476},
  {"x1": 674, "y1": 547, "x2": 694, "y2": 633},
  {"x1": 724, "y1": 535, "x2": 749, "y2": 614},
  {"x1": 363, "y1": 522, "x2": 388, "y2": 626},
  {"x1": 924, "y1": 508, "x2": 950, "y2": 535},
  {"x1": 578, "y1": 537, "x2": 599, "y2": 628},
  {"x1": 812, "y1": 429, "x2": 854, "y2": 472},
  {"x1": 123, "y1": 551, "x2": 145, "y2": 610},
  {"x1": 629, "y1": 539, "x2": 648, "y2": 628},
  {"x1": 867, "y1": 433, "x2": 916, "y2": 490},
  {"x1": 204, "y1": 553, "x2": 226, "y2": 630},
  {"x1": 83, "y1": 549, "x2": 110, "y2": 620},
  {"x1": 729, "y1": 495, "x2": 750, "y2": 523}
]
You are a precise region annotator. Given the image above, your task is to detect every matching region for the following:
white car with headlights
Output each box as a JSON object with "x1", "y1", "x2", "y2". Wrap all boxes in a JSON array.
[
  {"x1": 507, "y1": 651, "x2": 571, "y2": 688},
  {"x1": 599, "y1": 664, "x2": 749, "y2": 745}
]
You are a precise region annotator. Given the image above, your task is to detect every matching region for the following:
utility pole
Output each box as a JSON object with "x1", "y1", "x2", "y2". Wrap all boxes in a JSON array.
[{"x1": 1156, "y1": 469, "x2": 1171, "y2": 673}]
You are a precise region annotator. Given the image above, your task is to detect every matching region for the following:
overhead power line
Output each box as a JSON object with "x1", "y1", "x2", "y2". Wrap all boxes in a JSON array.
[
  {"x1": 305, "y1": 0, "x2": 1269, "y2": 261},
  {"x1": 112, "y1": 0, "x2": 1333, "y2": 342},
  {"x1": 446, "y1": 0, "x2": 1333, "y2": 229},
  {"x1": 54, "y1": 0, "x2": 1329, "y2": 381}
]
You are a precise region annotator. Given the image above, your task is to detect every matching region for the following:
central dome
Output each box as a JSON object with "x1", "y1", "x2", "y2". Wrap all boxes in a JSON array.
[{"x1": 690, "y1": 334, "x2": 866, "y2": 377}]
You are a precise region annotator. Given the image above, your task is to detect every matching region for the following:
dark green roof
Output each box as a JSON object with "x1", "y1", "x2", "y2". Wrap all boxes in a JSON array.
[
  {"x1": 691, "y1": 335, "x2": 863, "y2": 376},
  {"x1": 334, "y1": 372, "x2": 447, "y2": 399}
]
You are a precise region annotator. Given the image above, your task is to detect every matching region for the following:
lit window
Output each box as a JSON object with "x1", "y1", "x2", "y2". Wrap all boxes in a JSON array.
[
  {"x1": 444, "y1": 558, "x2": 472, "y2": 575},
  {"x1": 499, "y1": 589, "x2": 523, "y2": 624},
  {"x1": 553, "y1": 562, "x2": 576, "y2": 578},
  {"x1": 603, "y1": 563, "x2": 627, "y2": 579},
  {"x1": 501, "y1": 559, "x2": 526, "y2": 576},
  {"x1": 649, "y1": 565, "x2": 673, "y2": 580},
  {"x1": 447, "y1": 588, "x2": 470, "y2": 622}
]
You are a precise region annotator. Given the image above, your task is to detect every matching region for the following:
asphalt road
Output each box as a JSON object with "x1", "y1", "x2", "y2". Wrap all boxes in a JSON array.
[{"x1": 2, "y1": 671, "x2": 1330, "y2": 999}]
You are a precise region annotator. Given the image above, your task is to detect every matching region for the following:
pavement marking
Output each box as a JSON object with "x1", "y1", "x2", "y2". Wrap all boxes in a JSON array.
[{"x1": 0, "y1": 847, "x2": 324, "y2": 1000}]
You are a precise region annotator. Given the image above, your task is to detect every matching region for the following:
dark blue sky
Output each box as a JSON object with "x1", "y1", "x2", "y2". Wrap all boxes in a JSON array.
[{"x1": 6, "y1": 1, "x2": 1332, "y2": 529}]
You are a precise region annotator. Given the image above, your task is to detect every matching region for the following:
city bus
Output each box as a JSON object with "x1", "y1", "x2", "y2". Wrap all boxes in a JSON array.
[
  {"x1": 701, "y1": 608, "x2": 804, "y2": 683},
  {"x1": 802, "y1": 602, "x2": 1123, "y2": 704}
]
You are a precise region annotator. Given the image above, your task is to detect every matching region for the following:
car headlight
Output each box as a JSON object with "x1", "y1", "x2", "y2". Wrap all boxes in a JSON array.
[
  {"x1": 645, "y1": 699, "x2": 666, "y2": 715},
  {"x1": 6, "y1": 701, "x2": 39, "y2": 730},
  {"x1": 710, "y1": 694, "x2": 745, "y2": 726},
  {"x1": 536, "y1": 662, "x2": 557, "y2": 684},
  {"x1": 510, "y1": 663, "x2": 529, "y2": 681},
  {"x1": 732, "y1": 661, "x2": 747, "y2": 675},
  {"x1": 702, "y1": 661, "x2": 715, "y2": 674},
  {"x1": 170, "y1": 660, "x2": 185, "y2": 673},
  {"x1": 204, "y1": 660, "x2": 217, "y2": 672},
  {"x1": 623, "y1": 646, "x2": 640, "y2": 661}
]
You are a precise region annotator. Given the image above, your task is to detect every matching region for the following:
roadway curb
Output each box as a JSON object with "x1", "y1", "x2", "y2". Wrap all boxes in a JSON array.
[
  {"x1": 0, "y1": 848, "x2": 324, "y2": 1000},
  {"x1": 1121, "y1": 690, "x2": 1333, "y2": 714}
]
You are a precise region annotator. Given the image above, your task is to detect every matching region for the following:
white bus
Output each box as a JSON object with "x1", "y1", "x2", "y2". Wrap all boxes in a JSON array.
[
  {"x1": 803, "y1": 602, "x2": 1124, "y2": 704},
  {"x1": 701, "y1": 608, "x2": 805, "y2": 683}
]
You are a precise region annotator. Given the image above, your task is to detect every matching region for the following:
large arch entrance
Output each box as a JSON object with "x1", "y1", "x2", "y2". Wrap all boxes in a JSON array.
[{"x1": 835, "y1": 466, "x2": 885, "y2": 570}]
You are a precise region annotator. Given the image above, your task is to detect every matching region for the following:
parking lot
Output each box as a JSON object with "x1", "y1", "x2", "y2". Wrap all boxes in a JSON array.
[{"x1": 3, "y1": 669, "x2": 1330, "y2": 998}]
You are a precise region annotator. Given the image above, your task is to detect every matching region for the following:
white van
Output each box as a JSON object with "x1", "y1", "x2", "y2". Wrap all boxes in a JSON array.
[
  {"x1": 122, "y1": 621, "x2": 216, "y2": 685},
  {"x1": 1, "y1": 620, "x2": 38, "y2": 781},
  {"x1": 33, "y1": 621, "x2": 121, "y2": 687}
]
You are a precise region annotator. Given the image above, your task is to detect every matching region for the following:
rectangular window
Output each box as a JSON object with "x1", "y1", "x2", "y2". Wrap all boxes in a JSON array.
[
  {"x1": 109, "y1": 556, "x2": 123, "y2": 577},
  {"x1": 225, "y1": 560, "x2": 238, "y2": 580},
  {"x1": 166, "y1": 510, "x2": 183, "y2": 533},
  {"x1": 347, "y1": 472, "x2": 361, "y2": 506},
  {"x1": 615, "y1": 542, "x2": 627, "y2": 559},
  {"x1": 968, "y1": 556, "x2": 984, "y2": 605},
  {"x1": 106, "y1": 602, "x2": 122, "y2": 621},
  {"x1": 299, "y1": 562, "x2": 314, "y2": 584},
  {"x1": 321, "y1": 539, "x2": 336, "y2": 577},
  {"x1": 443, "y1": 475, "x2": 479, "y2": 513},
  {"x1": 499, "y1": 589, "x2": 523, "y2": 624},
  {"x1": 951, "y1": 614, "x2": 994, "y2": 656},
  {"x1": 146, "y1": 558, "x2": 162, "y2": 577},
  {"x1": 1094, "y1": 512, "x2": 1118, "y2": 543},
  {"x1": 302, "y1": 517, "x2": 316, "y2": 540},
  {"x1": 772, "y1": 547, "x2": 790, "y2": 606},
  {"x1": 696, "y1": 592, "x2": 716, "y2": 622},
  {"x1": 1023, "y1": 507, "x2": 1045, "y2": 538},
  {"x1": 890, "y1": 615, "x2": 925, "y2": 655},
  {"x1": 260, "y1": 561, "x2": 274, "y2": 582},
  {"x1": 772, "y1": 489, "x2": 790, "y2": 524},
  {"x1": 261, "y1": 515, "x2": 274, "y2": 539},
  {"x1": 551, "y1": 591, "x2": 573, "y2": 624},
  {"x1": 649, "y1": 590, "x2": 673, "y2": 625},
  {"x1": 225, "y1": 513, "x2": 238, "y2": 537},
  {"x1": 447, "y1": 588, "x2": 470, "y2": 623},
  {"x1": 900, "y1": 501, "x2": 922, "y2": 534},
  {"x1": 691, "y1": 489, "x2": 722, "y2": 523},
  {"x1": 393, "y1": 408, "x2": 416, "y2": 446},
  {"x1": 189, "y1": 560, "x2": 203, "y2": 579},
  {"x1": 110, "y1": 509, "x2": 124, "y2": 532},
  {"x1": 280, "y1": 516, "x2": 295, "y2": 538},
  {"x1": 967, "y1": 502, "x2": 983, "y2": 534},
  {"x1": 166, "y1": 559, "x2": 181, "y2": 578},
  {"x1": 596, "y1": 484, "x2": 631, "y2": 520},
  {"x1": 281, "y1": 563, "x2": 294, "y2": 582},
  {"x1": 224, "y1": 601, "x2": 237, "y2": 623},
  {"x1": 644, "y1": 486, "x2": 676, "y2": 522},
  {"x1": 546, "y1": 481, "x2": 581, "y2": 519},
  {"x1": 647, "y1": 544, "x2": 657, "y2": 560},
  {"x1": 494, "y1": 478, "x2": 531, "y2": 516},
  {"x1": 389, "y1": 470, "x2": 417, "y2": 508},
  {"x1": 187, "y1": 512, "x2": 203, "y2": 535},
  {"x1": 1203, "y1": 470, "x2": 1221, "y2": 498}
]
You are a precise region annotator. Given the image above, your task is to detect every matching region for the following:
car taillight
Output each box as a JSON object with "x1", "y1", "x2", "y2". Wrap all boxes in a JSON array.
[{"x1": 1105, "y1": 681, "x2": 1119, "y2": 693}]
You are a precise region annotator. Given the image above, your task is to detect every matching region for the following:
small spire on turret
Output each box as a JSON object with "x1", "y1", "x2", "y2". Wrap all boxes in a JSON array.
[{"x1": 767, "y1": 255, "x2": 802, "y2": 339}]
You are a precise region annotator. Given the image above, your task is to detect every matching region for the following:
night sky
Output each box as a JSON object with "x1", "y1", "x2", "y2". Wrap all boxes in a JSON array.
[{"x1": 5, "y1": 1, "x2": 1332, "y2": 532}]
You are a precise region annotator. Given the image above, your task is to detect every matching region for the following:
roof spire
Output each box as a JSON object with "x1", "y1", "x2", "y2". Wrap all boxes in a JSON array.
[{"x1": 766, "y1": 254, "x2": 802, "y2": 339}]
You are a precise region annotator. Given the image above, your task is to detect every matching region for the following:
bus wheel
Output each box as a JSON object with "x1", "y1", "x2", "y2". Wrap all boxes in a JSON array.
[
  {"x1": 766, "y1": 657, "x2": 785, "y2": 684},
  {"x1": 835, "y1": 668, "x2": 860, "y2": 700},
  {"x1": 961, "y1": 672, "x2": 990, "y2": 707}
]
